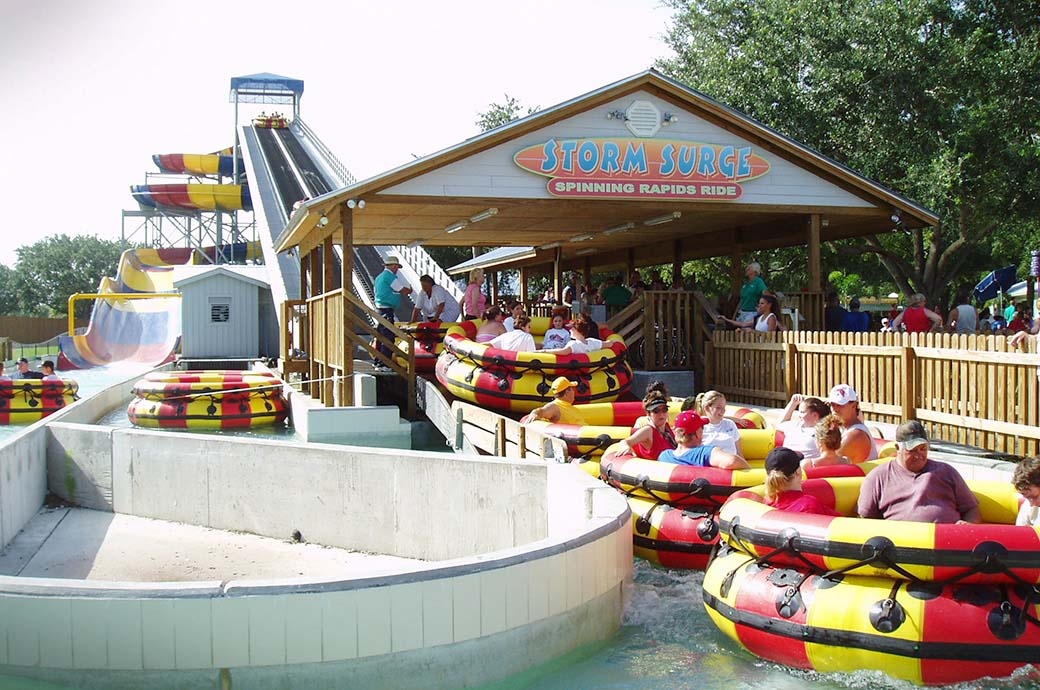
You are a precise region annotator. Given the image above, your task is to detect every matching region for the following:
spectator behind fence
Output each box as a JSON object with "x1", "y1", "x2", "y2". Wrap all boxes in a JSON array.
[
  {"x1": 946, "y1": 288, "x2": 978, "y2": 334},
  {"x1": 890, "y1": 293, "x2": 942, "y2": 332},
  {"x1": 841, "y1": 297, "x2": 870, "y2": 332},
  {"x1": 824, "y1": 291, "x2": 847, "y2": 331},
  {"x1": 736, "y1": 262, "x2": 767, "y2": 322}
]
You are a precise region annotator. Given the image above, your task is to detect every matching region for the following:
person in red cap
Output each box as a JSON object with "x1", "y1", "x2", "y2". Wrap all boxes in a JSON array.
[{"x1": 657, "y1": 411, "x2": 748, "y2": 468}]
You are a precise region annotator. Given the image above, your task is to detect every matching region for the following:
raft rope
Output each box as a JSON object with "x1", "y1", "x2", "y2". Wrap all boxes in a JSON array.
[
  {"x1": 136, "y1": 373, "x2": 359, "y2": 402},
  {"x1": 603, "y1": 465, "x2": 727, "y2": 509},
  {"x1": 720, "y1": 526, "x2": 1040, "y2": 633}
]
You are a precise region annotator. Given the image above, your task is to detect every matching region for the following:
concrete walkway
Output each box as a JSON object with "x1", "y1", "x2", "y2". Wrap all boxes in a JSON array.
[{"x1": 0, "y1": 507, "x2": 424, "y2": 582}]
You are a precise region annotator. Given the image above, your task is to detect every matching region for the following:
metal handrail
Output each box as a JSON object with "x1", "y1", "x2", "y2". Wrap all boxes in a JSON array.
[{"x1": 294, "y1": 118, "x2": 357, "y2": 187}]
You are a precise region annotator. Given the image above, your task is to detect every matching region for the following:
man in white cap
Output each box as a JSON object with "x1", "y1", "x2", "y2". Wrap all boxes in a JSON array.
[
  {"x1": 826, "y1": 383, "x2": 878, "y2": 462},
  {"x1": 373, "y1": 254, "x2": 412, "y2": 364},
  {"x1": 858, "y1": 420, "x2": 980, "y2": 523}
]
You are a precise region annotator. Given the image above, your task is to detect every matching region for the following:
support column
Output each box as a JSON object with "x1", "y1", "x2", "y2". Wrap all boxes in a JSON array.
[
  {"x1": 553, "y1": 248, "x2": 562, "y2": 303},
  {"x1": 730, "y1": 246, "x2": 744, "y2": 311},
  {"x1": 671, "y1": 240, "x2": 682, "y2": 288},
  {"x1": 341, "y1": 205, "x2": 355, "y2": 407},
  {"x1": 323, "y1": 235, "x2": 336, "y2": 405},
  {"x1": 808, "y1": 214, "x2": 822, "y2": 292},
  {"x1": 519, "y1": 266, "x2": 529, "y2": 303}
]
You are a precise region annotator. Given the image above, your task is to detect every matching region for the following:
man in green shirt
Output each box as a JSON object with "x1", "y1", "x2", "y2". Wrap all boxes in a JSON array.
[
  {"x1": 601, "y1": 276, "x2": 632, "y2": 317},
  {"x1": 737, "y1": 261, "x2": 767, "y2": 322}
]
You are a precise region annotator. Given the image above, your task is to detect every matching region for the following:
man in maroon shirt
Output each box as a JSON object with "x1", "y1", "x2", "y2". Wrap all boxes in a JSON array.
[{"x1": 857, "y1": 420, "x2": 980, "y2": 524}]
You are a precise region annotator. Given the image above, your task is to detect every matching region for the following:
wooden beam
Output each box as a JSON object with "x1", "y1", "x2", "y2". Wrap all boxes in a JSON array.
[
  {"x1": 553, "y1": 247, "x2": 562, "y2": 302},
  {"x1": 341, "y1": 205, "x2": 355, "y2": 407},
  {"x1": 808, "y1": 214, "x2": 822, "y2": 292},
  {"x1": 519, "y1": 266, "x2": 529, "y2": 303}
]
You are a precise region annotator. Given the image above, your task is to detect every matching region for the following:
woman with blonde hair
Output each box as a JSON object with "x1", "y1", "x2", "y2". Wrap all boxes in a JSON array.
[
  {"x1": 695, "y1": 390, "x2": 743, "y2": 458},
  {"x1": 764, "y1": 448, "x2": 840, "y2": 515},
  {"x1": 461, "y1": 268, "x2": 487, "y2": 320},
  {"x1": 801, "y1": 414, "x2": 849, "y2": 470}
]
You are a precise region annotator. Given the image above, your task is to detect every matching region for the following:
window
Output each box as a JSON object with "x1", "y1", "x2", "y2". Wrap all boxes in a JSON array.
[{"x1": 210, "y1": 298, "x2": 230, "y2": 323}]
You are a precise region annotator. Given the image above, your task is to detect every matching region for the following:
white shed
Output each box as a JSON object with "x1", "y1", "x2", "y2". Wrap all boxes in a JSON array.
[{"x1": 173, "y1": 266, "x2": 272, "y2": 359}]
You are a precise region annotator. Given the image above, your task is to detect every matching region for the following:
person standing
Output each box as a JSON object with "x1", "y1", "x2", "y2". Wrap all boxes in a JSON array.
[
  {"x1": 841, "y1": 298, "x2": 871, "y2": 332},
  {"x1": 946, "y1": 288, "x2": 978, "y2": 334},
  {"x1": 411, "y1": 274, "x2": 458, "y2": 323},
  {"x1": 824, "y1": 291, "x2": 847, "y2": 331},
  {"x1": 461, "y1": 269, "x2": 487, "y2": 320},
  {"x1": 736, "y1": 262, "x2": 767, "y2": 322},
  {"x1": 373, "y1": 254, "x2": 412, "y2": 364},
  {"x1": 601, "y1": 276, "x2": 632, "y2": 317},
  {"x1": 890, "y1": 293, "x2": 942, "y2": 333}
]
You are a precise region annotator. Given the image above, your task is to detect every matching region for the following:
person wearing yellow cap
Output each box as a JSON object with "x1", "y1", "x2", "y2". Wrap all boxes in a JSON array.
[{"x1": 525, "y1": 376, "x2": 586, "y2": 425}]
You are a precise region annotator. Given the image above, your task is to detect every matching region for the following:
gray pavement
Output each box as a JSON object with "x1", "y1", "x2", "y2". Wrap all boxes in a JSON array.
[{"x1": 0, "y1": 507, "x2": 424, "y2": 582}]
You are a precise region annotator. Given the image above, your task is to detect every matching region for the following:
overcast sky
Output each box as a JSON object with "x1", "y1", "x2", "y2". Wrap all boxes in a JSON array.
[{"x1": 0, "y1": 0, "x2": 673, "y2": 268}]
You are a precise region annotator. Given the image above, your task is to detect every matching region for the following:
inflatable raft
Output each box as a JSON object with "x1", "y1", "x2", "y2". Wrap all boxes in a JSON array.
[
  {"x1": 703, "y1": 476, "x2": 1040, "y2": 685},
  {"x1": 0, "y1": 378, "x2": 79, "y2": 424},
  {"x1": 435, "y1": 318, "x2": 632, "y2": 413},
  {"x1": 127, "y1": 370, "x2": 288, "y2": 429},
  {"x1": 393, "y1": 321, "x2": 448, "y2": 373},
  {"x1": 525, "y1": 402, "x2": 767, "y2": 458}
]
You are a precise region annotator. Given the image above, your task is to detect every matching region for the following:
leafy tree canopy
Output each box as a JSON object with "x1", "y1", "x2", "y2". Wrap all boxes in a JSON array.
[
  {"x1": 11, "y1": 234, "x2": 125, "y2": 317},
  {"x1": 475, "y1": 95, "x2": 540, "y2": 133},
  {"x1": 658, "y1": 0, "x2": 1040, "y2": 307}
]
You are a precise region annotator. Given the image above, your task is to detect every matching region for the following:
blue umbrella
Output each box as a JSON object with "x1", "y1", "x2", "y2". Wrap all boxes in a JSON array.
[{"x1": 973, "y1": 265, "x2": 1017, "y2": 303}]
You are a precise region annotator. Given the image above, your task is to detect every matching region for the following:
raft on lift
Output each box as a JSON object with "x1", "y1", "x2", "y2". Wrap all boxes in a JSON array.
[
  {"x1": 702, "y1": 475, "x2": 1040, "y2": 685},
  {"x1": 127, "y1": 370, "x2": 288, "y2": 429},
  {"x1": 435, "y1": 318, "x2": 633, "y2": 413}
]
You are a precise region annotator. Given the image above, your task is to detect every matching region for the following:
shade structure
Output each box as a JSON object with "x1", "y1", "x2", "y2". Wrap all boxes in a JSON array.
[{"x1": 973, "y1": 265, "x2": 1017, "y2": 303}]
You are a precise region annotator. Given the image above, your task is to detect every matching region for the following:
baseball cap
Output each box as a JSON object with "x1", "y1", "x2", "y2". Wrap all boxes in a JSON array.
[
  {"x1": 828, "y1": 384, "x2": 858, "y2": 406},
  {"x1": 17, "y1": 357, "x2": 28, "y2": 364},
  {"x1": 674, "y1": 410, "x2": 709, "y2": 434},
  {"x1": 765, "y1": 447, "x2": 802, "y2": 476},
  {"x1": 896, "y1": 420, "x2": 929, "y2": 450},
  {"x1": 549, "y1": 377, "x2": 575, "y2": 396}
]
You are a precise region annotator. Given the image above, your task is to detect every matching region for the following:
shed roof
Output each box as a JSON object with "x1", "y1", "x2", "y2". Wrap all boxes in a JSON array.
[{"x1": 173, "y1": 265, "x2": 271, "y2": 290}]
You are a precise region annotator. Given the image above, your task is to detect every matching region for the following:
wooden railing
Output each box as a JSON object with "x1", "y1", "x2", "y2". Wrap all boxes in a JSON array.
[
  {"x1": 707, "y1": 330, "x2": 1040, "y2": 456},
  {"x1": 451, "y1": 401, "x2": 569, "y2": 460},
  {"x1": 281, "y1": 300, "x2": 310, "y2": 377}
]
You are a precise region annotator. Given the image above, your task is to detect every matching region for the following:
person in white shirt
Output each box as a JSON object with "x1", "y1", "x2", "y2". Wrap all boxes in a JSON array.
[
  {"x1": 777, "y1": 393, "x2": 831, "y2": 460},
  {"x1": 1013, "y1": 457, "x2": 1040, "y2": 526},
  {"x1": 502, "y1": 301, "x2": 525, "y2": 331},
  {"x1": 539, "y1": 315, "x2": 602, "y2": 355},
  {"x1": 695, "y1": 390, "x2": 744, "y2": 458},
  {"x1": 411, "y1": 274, "x2": 460, "y2": 322},
  {"x1": 489, "y1": 315, "x2": 536, "y2": 352},
  {"x1": 542, "y1": 313, "x2": 571, "y2": 349}
]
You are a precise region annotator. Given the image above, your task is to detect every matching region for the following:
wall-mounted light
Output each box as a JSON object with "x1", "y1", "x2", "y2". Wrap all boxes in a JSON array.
[
  {"x1": 469, "y1": 207, "x2": 498, "y2": 223},
  {"x1": 643, "y1": 211, "x2": 682, "y2": 226},
  {"x1": 662, "y1": 113, "x2": 679, "y2": 124},
  {"x1": 890, "y1": 210, "x2": 903, "y2": 224},
  {"x1": 445, "y1": 220, "x2": 468, "y2": 234},
  {"x1": 540, "y1": 241, "x2": 563, "y2": 250},
  {"x1": 569, "y1": 233, "x2": 596, "y2": 242},
  {"x1": 346, "y1": 199, "x2": 366, "y2": 209},
  {"x1": 576, "y1": 248, "x2": 597, "y2": 256},
  {"x1": 602, "y1": 222, "x2": 635, "y2": 236},
  {"x1": 317, "y1": 214, "x2": 329, "y2": 228},
  {"x1": 606, "y1": 109, "x2": 628, "y2": 121}
]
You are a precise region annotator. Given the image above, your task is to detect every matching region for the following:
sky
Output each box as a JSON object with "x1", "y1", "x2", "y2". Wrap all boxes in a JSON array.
[{"x1": 0, "y1": 0, "x2": 674, "y2": 268}]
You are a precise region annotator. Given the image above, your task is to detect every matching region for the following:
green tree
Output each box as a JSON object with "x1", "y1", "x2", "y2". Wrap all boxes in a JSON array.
[
  {"x1": 0, "y1": 265, "x2": 18, "y2": 315},
  {"x1": 12, "y1": 234, "x2": 125, "y2": 317},
  {"x1": 475, "y1": 94, "x2": 539, "y2": 132},
  {"x1": 658, "y1": 0, "x2": 1040, "y2": 307}
]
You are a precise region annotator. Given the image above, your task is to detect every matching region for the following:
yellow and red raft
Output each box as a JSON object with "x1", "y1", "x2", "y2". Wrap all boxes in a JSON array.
[
  {"x1": 0, "y1": 378, "x2": 79, "y2": 425},
  {"x1": 127, "y1": 370, "x2": 288, "y2": 429},
  {"x1": 703, "y1": 476, "x2": 1040, "y2": 685}
]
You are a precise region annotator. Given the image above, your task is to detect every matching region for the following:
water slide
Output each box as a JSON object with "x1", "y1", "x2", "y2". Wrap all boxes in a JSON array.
[
  {"x1": 152, "y1": 152, "x2": 242, "y2": 177},
  {"x1": 131, "y1": 183, "x2": 252, "y2": 212},
  {"x1": 58, "y1": 248, "x2": 196, "y2": 370}
]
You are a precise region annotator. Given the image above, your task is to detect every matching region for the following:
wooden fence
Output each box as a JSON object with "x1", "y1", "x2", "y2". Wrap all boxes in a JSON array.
[
  {"x1": 0, "y1": 316, "x2": 86, "y2": 343},
  {"x1": 707, "y1": 331, "x2": 1040, "y2": 456}
]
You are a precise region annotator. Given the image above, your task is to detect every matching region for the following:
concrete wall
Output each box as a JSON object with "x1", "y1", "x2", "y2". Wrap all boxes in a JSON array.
[
  {"x1": 46, "y1": 428, "x2": 548, "y2": 561},
  {"x1": 0, "y1": 428, "x2": 47, "y2": 549}
]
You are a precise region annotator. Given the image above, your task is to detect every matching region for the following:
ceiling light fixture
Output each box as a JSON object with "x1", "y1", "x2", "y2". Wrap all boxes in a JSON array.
[
  {"x1": 445, "y1": 220, "x2": 468, "y2": 234},
  {"x1": 539, "y1": 241, "x2": 563, "y2": 250},
  {"x1": 575, "y1": 248, "x2": 597, "y2": 256},
  {"x1": 469, "y1": 207, "x2": 498, "y2": 223},
  {"x1": 890, "y1": 210, "x2": 903, "y2": 224},
  {"x1": 643, "y1": 211, "x2": 682, "y2": 226},
  {"x1": 569, "y1": 233, "x2": 596, "y2": 242},
  {"x1": 346, "y1": 199, "x2": 365, "y2": 209},
  {"x1": 407, "y1": 240, "x2": 422, "y2": 249},
  {"x1": 602, "y1": 222, "x2": 635, "y2": 236}
]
